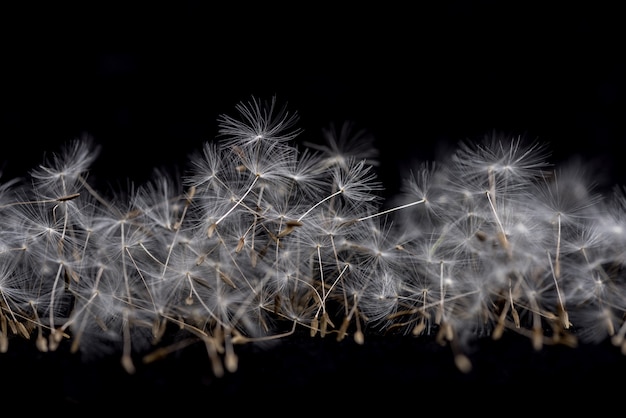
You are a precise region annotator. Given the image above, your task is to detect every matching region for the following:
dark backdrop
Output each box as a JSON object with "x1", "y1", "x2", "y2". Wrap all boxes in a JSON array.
[
  {"x1": 4, "y1": 2, "x2": 625, "y2": 192},
  {"x1": 1, "y1": 1, "x2": 625, "y2": 411}
]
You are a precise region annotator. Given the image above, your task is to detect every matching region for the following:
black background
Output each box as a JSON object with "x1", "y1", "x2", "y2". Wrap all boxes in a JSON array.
[{"x1": 2, "y1": 1, "x2": 626, "y2": 411}]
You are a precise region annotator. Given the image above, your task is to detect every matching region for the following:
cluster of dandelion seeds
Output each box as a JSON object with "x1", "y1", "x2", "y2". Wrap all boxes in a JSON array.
[{"x1": 1, "y1": 95, "x2": 626, "y2": 375}]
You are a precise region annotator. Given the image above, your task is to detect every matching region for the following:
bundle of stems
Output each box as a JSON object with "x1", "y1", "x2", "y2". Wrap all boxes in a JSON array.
[{"x1": 1, "y1": 96, "x2": 625, "y2": 375}]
